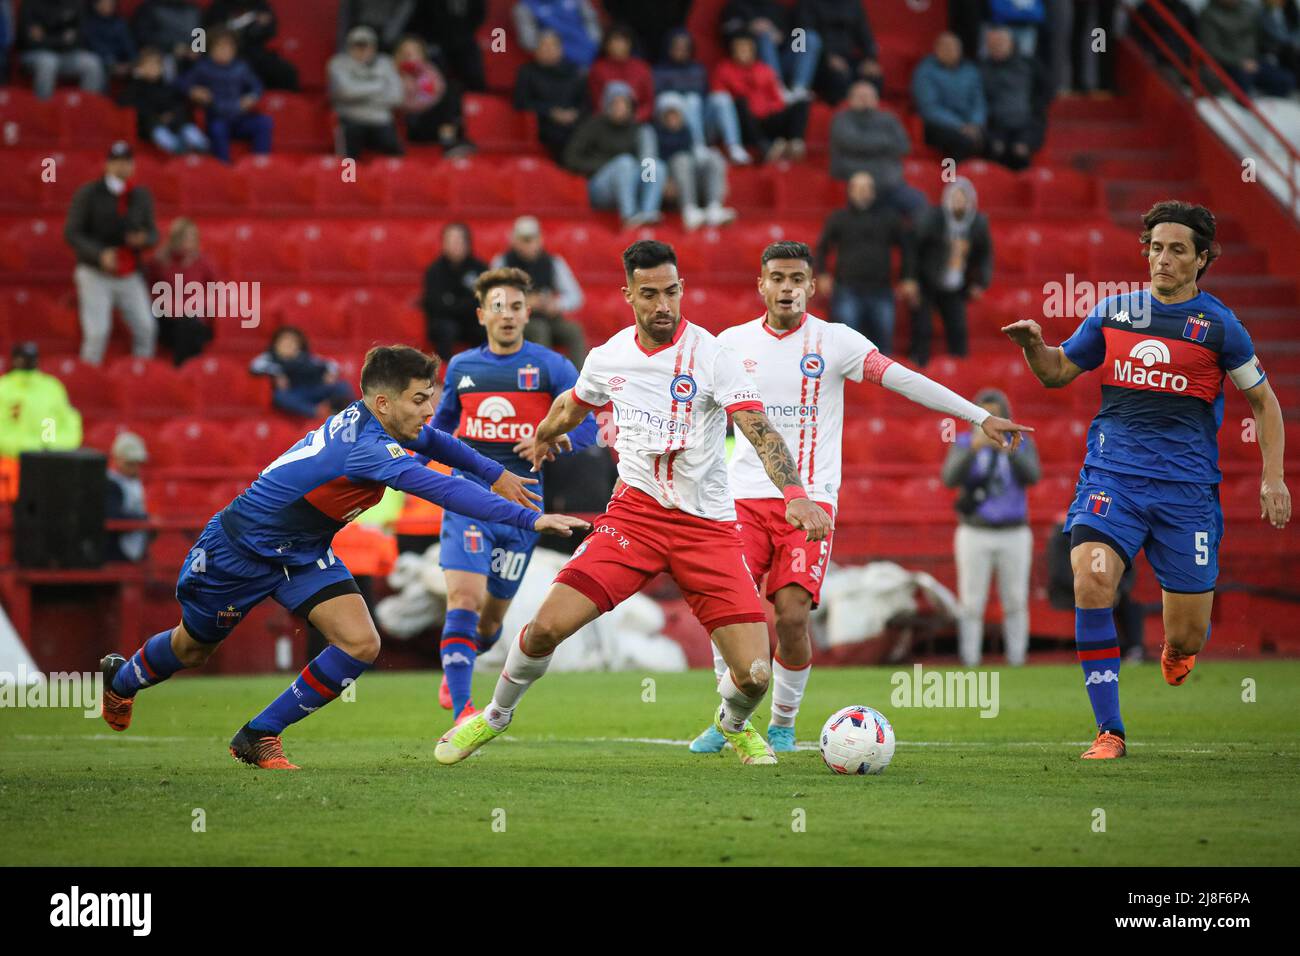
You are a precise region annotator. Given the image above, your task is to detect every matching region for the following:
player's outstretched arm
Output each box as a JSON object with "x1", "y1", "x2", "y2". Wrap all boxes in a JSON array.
[
  {"x1": 385, "y1": 458, "x2": 586, "y2": 535},
  {"x1": 732, "y1": 409, "x2": 832, "y2": 542},
  {"x1": 407, "y1": 423, "x2": 542, "y2": 510},
  {"x1": 1002, "y1": 319, "x2": 1085, "y2": 388},
  {"x1": 527, "y1": 390, "x2": 591, "y2": 472},
  {"x1": 1243, "y1": 378, "x2": 1291, "y2": 529}
]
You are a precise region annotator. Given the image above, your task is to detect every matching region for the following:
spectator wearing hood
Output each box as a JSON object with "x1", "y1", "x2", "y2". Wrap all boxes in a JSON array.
[
  {"x1": 0, "y1": 342, "x2": 83, "y2": 460},
  {"x1": 814, "y1": 170, "x2": 917, "y2": 354},
  {"x1": 513, "y1": 0, "x2": 601, "y2": 69},
  {"x1": 656, "y1": 92, "x2": 737, "y2": 231},
  {"x1": 980, "y1": 26, "x2": 1051, "y2": 171},
  {"x1": 514, "y1": 29, "x2": 588, "y2": 161},
  {"x1": 905, "y1": 176, "x2": 990, "y2": 367},
  {"x1": 713, "y1": 31, "x2": 809, "y2": 163},
  {"x1": 941, "y1": 388, "x2": 1040, "y2": 668},
  {"x1": 912, "y1": 31, "x2": 986, "y2": 162},
  {"x1": 654, "y1": 28, "x2": 749, "y2": 165},
  {"x1": 829, "y1": 80, "x2": 927, "y2": 218},
  {"x1": 328, "y1": 24, "x2": 404, "y2": 158},
  {"x1": 564, "y1": 80, "x2": 664, "y2": 229}
]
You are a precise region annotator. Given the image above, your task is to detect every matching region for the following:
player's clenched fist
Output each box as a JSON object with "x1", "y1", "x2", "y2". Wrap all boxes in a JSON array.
[
  {"x1": 533, "y1": 514, "x2": 591, "y2": 536},
  {"x1": 1001, "y1": 319, "x2": 1044, "y2": 348},
  {"x1": 491, "y1": 469, "x2": 543, "y2": 511},
  {"x1": 786, "y1": 497, "x2": 832, "y2": 542}
]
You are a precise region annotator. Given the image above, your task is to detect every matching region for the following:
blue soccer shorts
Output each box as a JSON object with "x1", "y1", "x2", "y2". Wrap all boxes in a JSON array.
[
  {"x1": 176, "y1": 515, "x2": 359, "y2": 643},
  {"x1": 1063, "y1": 465, "x2": 1223, "y2": 594},
  {"x1": 439, "y1": 509, "x2": 540, "y2": 600}
]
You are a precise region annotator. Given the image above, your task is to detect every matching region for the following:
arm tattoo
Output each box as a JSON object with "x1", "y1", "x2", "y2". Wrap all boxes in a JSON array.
[{"x1": 733, "y1": 410, "x2": 802, "y2": 490}]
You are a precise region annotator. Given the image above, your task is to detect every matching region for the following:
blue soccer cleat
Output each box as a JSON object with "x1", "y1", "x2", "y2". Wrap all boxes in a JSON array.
[
  {"x1": 767, "y1": 724, "x2": 797, "y2": 753},
  {"x1": 688, "y1": 723, "x2": 727, "y2": 753}
]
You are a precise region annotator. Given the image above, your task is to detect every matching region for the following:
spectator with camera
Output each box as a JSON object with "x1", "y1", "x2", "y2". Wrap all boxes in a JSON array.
[{"x1": 941, "y1": 388, "x2": 1040, "y2": 668}]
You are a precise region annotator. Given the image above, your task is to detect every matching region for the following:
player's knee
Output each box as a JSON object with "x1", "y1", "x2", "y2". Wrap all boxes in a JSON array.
[
  {"x1": 739, "y1": 657, "x2": 771, "y2": 698},
  {"x1": 337, "y1": 629, "x2": 381, "y2": 663},
  {"x1": 1073, "y1": 569, "x2": 1118, "y2": 608},
  {"x1": 523, "y1": 616, "x2": 567, "y2": 655},
  {"x1": 1165, "y1": 620, "x2": 1208, "y2": 654},
  {"x1": 174, "y1": 638, "x2": 217, "y2": 668}
]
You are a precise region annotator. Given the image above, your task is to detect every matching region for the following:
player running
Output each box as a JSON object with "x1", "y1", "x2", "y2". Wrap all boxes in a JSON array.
[
  {"x1": 689, "y1": 240, "x2": 1032, "y2": 753},
  {"x1": 1003, "y1": 200, "x2": 1290, "y2": 760},
  {"x1": 431, "y1": 267, "x2": 598, "y2": 725},
  {"x1": 97, "y1": 345, "x2": 589, "y2": 769},
  {"x1": 435, "y1": 239, "x2": 834, "y2": 767}
]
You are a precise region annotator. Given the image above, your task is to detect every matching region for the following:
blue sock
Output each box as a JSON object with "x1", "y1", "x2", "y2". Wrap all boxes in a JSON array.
[
  {"x1": 247, "y1": 645, "x2": 371, "y2": 735},
  {"x1": 112, "y1": 631, "x2": 186, "y2": 698},
  {"x1": 441, "y1": 608, "x2": 478, "y2": 717},
  {"x1": 476, "y1": 625, "x2": 503, "y2": 653},
  {"x1": 1076, "y1": 606, "x2": 1123, "y2": 735}
]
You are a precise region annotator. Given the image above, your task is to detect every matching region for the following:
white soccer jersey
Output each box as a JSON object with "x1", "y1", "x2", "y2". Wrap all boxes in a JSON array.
[
  {"x1": 720, "y1": 313, "x2": 877, "y2": 508},
  {"x1": 571, "y1": 319, "x2": 762, "y2": 521}
]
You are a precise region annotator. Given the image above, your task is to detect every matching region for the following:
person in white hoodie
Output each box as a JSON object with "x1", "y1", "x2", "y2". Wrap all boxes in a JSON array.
[{"x1": 328, "y1": 24, "x2": 403, "y2": 158}]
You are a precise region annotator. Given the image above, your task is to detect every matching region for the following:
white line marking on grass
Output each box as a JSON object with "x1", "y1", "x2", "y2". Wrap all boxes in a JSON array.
[{"x1": 572, "y1": 736, "x2": 1259, "y2": 753}]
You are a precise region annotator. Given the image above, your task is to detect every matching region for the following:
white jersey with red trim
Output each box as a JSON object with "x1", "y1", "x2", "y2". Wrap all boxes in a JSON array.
[
  {"x1": 571, "y1": 318, "x2": 762, "y2": 521},
  {"x1": 720, "y1": 312, "x2": 879, "y2": 508}
]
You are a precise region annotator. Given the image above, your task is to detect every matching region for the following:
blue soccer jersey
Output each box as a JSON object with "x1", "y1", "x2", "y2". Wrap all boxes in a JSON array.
[
  {"x1": 431, "y1": 341, "x2": 599, "y2": 492},
  {"x1": 220, "y1": 399, "x2": 538, "y2": 565},
  {"x1": 1060, "y1": 289, "x2": 1266, "y2": 485}
]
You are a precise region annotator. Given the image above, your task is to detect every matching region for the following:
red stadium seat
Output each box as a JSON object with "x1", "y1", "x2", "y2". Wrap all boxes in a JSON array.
[
  {"x1": 0, "y1": 149, "x2": 102, "y2": 213},
  {"x1": 238, "y1": 154, "x2": 319, "y2": 212},
  {"x1": 0, "y1": 288, "x2": 80, "y2": 353},
  {"x1": 1028, "y1": 166, "x2": 1101, "y2": 217},
  {"x1": 1, "y1": 218, "x2": 76, "y2": 279},
  {"x1": 260, "y1": 92, "x2": 332, "y2": 151},
  {"x1": 500, "y1": 156, "x2": 589, "y2": 215},
  {"x1": 236, "y1": 418, "x2": 313, "y2": 473},
  {"x1": 463, "y1": 94, "x2": 538, "y2": 152},
  {"x1": 440, "y1": 155, "x2": 516, "y2": 215},
  {"x1": 46, "y1": 356, "x2": 121, "y2": 413},
  {"x1": 264, "y1": 286, "x2": 350, "y2": 340},
  {"x1": 190, "y1": 354, "x2": 272, "y2": 415},
  {"x1": 0, "y1": 87, "x2": 61, "y2": 145},
  {"x1": 342, "y1": 221, "x2": 426, "y2": 281},
  {"x1": 51, "y1": 90, "x2": 133, "y2": 147},
  {"x1": 224, "y1": 220, "x2": 306, "y2": 280},
  {"x1": 104, "y1": 357, "x2": 199, "y2": 418},
  {"x1": 309, "y1": 154, "x2": 395, "y2": 212},
  {"x1": 1033, "y1": 417, "x2": 1091, "y2": 464},
  {"x1": 152, "y1": 418, "x2": 247, "y2": 474},
  {"x1": 957, "y1": 160, "x2": 1033, "y2": 214},
  {"x1": 902, "y1": 158, "x2": 944, "y2": 203}
]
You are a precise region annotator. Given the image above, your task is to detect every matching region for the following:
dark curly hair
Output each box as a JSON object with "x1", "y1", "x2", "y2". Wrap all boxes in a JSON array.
[{"x1": 1140, "y1": 200, "x2": 1221, "y2": 280}]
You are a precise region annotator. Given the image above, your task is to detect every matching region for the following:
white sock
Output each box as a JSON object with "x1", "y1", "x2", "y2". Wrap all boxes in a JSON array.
[
  {"x1": 711, "y1": 642, "x2": 727, "y2": 685},
  {"x1": 770, "y1": 657, "x2": 811, "y2": 728},
  {"x1": 486, "y1": 625, "x2": 552, "y2": 730},
  {"x1": 717, "y1": 668, "x2": 761, "y2": 733}
]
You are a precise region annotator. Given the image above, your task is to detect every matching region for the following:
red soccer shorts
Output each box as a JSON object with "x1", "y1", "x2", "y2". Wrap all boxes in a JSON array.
[
  {"x1": 554, "y1": 483, "x2": 766, "y2": 633},
  {"x1": 735, "y1": 497, "x2": 836, "y2": 607}
]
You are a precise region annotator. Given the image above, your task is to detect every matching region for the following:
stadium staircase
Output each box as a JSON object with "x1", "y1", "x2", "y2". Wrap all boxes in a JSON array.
[{"x1": 1, "y1": 0, "x2": 1297, "y2": 669}]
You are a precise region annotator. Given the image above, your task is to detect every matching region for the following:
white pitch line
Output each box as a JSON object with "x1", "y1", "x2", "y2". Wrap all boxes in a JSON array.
[
  {"x1": 576, "y1": 736, "x2": 1262, "y2": 752},
  {"x1": 11, "y1": 733, "x2": 198, "y2": 743}
]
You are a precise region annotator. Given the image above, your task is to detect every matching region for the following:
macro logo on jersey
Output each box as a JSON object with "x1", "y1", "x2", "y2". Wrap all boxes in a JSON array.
[
  {"x1": 1087, "y1": 492, "x2": 1112, "y2": 517},
  {"x1": 1183, "y1": 314, "x2": 1210, "y2": 343},
  {"x1": 1115, "y1": 339, "x2": 1187, "y2": 392},
  {"x1": 460, "y1": 393, "x2": 549, "y2": 442},
  {"x1": 463, "y1": 524, "x2": 484, "y2": 554},
  {"x1": 669, "y1": 373, "x2": 697, "y2": 402},
  {"x1": 517, "y1": 364, "x2": 540, "y2": 390},
  {"x1": 800, "y1": 353, "x2": 824, "y2": 379}
]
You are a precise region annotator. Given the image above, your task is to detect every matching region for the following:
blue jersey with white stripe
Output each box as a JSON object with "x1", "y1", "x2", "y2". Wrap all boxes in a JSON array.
[
  {"x1": 431, "y1": 340, "x2": 599, "y2": 492},
  {"x1": 1060, "y1": 289, "x2": 1264, "y2": 485},
  {"x1": 220, "y1": 400, "x2": 537, "y2": 565}
]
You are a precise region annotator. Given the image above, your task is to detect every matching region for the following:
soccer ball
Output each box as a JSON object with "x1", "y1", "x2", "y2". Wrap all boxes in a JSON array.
[{"x1": 819, "y1": 705, "x2": 895, "y2": 775}]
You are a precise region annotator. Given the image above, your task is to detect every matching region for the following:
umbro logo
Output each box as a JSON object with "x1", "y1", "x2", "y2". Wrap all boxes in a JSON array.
[{"x1": 457, "y1": 375, "x2": 475, "y2": 389}]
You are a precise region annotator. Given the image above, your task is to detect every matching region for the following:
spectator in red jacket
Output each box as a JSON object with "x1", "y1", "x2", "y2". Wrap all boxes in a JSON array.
[
  {"x1": 712, "y1": 32, "x2": 809, "y2": 163},
  {"x1": 147, "y1": 217, "x2": 218, "y2": 366}
]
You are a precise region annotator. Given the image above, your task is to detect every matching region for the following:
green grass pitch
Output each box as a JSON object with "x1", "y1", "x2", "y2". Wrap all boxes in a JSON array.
[{"x1": 2, "y1": 661, "x2": 1298, "y2": 866}]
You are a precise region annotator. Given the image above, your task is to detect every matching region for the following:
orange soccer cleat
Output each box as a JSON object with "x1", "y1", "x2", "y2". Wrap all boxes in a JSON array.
[
  {"x1": 438, "y1": 673, "x2": 453, "y2": 710},
  {"x1": 1081, "y1": 731, "x2": 1127, "y2": 759},
  {"x1": 229, "y1": 725, "x2": 300, "y2": 770},
  {"x1": 453, "y1": 702, "x2": 479, "y2": 727},
  {"x1": 98, "y1": 654, "x2": 133, "y2": 732},
  {"x1": 1161, "y1": 643, "x2": 1197, "y2": 686}
]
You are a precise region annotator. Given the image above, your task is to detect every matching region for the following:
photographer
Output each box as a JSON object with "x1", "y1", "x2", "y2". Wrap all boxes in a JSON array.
[{"x1": 941, "y1": 388, "x2": 1039, "y2": 666}]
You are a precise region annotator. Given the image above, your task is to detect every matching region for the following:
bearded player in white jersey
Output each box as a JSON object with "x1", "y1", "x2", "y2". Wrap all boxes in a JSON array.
[
  {"x1": 435, "y1": 239, "x2": 834, "y2": 767},
  {"x1": 689, "y1": 240, "x2": 1032, "y2": 753}
]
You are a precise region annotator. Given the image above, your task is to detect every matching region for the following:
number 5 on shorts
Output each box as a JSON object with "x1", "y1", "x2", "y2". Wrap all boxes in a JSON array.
[{"x1": 1194, "y1": 531, "x2": 1209, "y2": 566}]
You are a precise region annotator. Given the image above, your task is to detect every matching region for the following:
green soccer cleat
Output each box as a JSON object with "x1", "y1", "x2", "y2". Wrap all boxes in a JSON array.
[
  {"x1": 434, "y1": 712, "x2": 506, "y2": 765},
  {"x1": 714, "y1": 715, "x2": 777, "y2": 766}
]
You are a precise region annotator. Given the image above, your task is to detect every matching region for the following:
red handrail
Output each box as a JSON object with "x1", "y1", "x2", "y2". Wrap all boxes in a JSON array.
[{"x1": 1128, "y1": 0, "x2": 1299, "y2": 214}]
